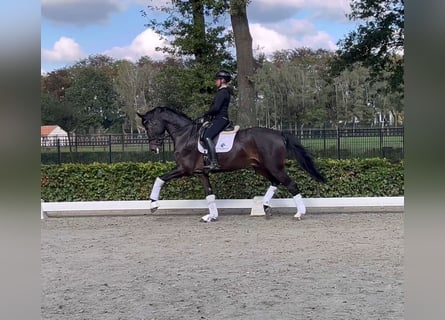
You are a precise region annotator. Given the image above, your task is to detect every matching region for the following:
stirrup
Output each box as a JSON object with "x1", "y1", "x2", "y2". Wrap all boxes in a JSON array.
[{"x1": 203, "y1": 161, "x2": 220, "y2": 170}]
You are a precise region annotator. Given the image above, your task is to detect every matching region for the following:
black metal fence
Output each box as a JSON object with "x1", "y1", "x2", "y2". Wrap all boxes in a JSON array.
[{"x1": 41, "y1": 127, "x2": 404, "y2": 164}]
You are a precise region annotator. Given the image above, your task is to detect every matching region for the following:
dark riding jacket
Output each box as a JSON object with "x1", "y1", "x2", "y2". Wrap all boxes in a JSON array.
[
  {"x1": 205, "y1": 86, "x2": 230, "y2": 120},
  {"x1": 203, "y1": 86, "x2": 231, "y2": 140}
]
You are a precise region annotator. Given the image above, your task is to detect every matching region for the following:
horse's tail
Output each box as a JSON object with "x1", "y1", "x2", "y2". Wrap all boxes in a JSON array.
[{"x1": 281, "y1": 131, "x2": 327, "y2": 183}]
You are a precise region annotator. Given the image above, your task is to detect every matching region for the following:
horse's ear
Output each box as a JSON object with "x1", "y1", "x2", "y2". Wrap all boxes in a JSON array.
[{"x1": 136, "y1": 112, "x2": 144, "y2": 119}]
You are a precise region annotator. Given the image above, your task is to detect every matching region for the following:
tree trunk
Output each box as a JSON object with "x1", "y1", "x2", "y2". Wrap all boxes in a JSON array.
[
  {"x1": 230, "y1": 0, "x2": 255, "y2": 127},
  {"x1": 191, "y1": 0, "x2": 205, "y2": 63}
]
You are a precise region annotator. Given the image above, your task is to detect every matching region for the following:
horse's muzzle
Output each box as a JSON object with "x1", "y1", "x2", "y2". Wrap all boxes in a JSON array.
[{"x1": 149, "y1": 145, "x2": 160, "y2": 154}]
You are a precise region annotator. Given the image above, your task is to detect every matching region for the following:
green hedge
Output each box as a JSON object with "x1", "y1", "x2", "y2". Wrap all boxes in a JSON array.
[
  {"x1": 41, "y1": 151, "x2": 175, "y2": 164},
  {"x1": 41, "y1": 158, "x2": 404, "y2": 202}
]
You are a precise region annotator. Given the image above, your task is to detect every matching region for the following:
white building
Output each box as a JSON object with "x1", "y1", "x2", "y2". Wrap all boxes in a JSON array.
[{"x1": 41, "y1": 125, "x2": 69, "y2": 147}]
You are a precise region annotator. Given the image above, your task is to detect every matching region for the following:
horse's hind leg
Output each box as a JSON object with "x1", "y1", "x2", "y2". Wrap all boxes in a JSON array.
[
  {"x1": 254, "y1": 168, "x2": 278, "y2": 216},
  {"x1": 270, "y1": 169, "x2": 306, "y2": 220},
  {"x1": 199, "y1": 174, "x2": 218, "y2": 222},
  {"x1": 262, "y1": 185, "x2": 277, "y2": 216}
]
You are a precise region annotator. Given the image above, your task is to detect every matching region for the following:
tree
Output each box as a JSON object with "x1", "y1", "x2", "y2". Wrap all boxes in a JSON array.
[
  {"x1": 332, "y1": 65, "x2": 375, "y2": 127},
  {"x1": 41, "y1": 69, "x2": 72, "y2": 99},
  {"x1": 230, "y1": 0, "x2": 255, "y2": 127},
  {"x1": 254, "y1": 48, "x2": 335, "y2": 130},
  {"x1": 113, "y1": 58, "x2": 167, "y2": 133},
  {"x1": 143, "y1": 0, "x2": 258, "y2": 126},
  {"x1": 42, "y1": 69, "x2": 77, "y2": 148},
  {"x1": 336, "y1": 0, "x2": 404, "y2": 94},
  {"x1": 64, "y1": 67, "x2": 123, "y2": 133},
  {"x1": 142, "y1": 0, "x2": 234, "y2": 115}
]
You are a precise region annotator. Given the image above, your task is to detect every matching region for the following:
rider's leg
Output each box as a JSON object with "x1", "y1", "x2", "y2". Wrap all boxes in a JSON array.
[
  {"x1": 204, "y1": 137, "x2": 219, "y2": 170},
  {"x1": 202, "y1": 118, "x2": 228, "y2": 170}
]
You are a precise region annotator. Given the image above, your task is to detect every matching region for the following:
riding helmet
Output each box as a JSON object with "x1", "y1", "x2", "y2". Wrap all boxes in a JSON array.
[{"x1": 214, "y1": 70, "x2": 232, "y2": 82}]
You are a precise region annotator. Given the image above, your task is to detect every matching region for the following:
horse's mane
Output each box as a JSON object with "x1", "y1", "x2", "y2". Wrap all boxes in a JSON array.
[
  {"x1": 157, "y1": 106, "x2": 194, "y2": 122},
  {"x1": 154, "y1": 106, "x2": 199, "y2": 143}
]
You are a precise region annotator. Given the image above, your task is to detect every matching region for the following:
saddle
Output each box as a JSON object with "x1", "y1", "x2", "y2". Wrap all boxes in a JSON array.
[
  {"x1": 197, "y1": 122, "x2": 240, "y2": 154},
  {"x1": 198, "y1": 121, "x2": 238, "y2": 143}
]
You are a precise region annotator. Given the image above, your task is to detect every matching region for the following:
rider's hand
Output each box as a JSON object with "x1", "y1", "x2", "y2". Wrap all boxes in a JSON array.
[{"x1": 195, "y1": 116, "x2": 205, "y2": 124}]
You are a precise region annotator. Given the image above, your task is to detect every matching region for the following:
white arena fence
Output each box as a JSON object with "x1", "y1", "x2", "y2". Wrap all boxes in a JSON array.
[{"x1": 41, "y1": 197, "x2": 404, "y2": 219}]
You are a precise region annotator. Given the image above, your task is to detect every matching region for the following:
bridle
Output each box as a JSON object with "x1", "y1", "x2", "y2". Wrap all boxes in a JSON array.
[
  {"x1": 142, "y1": 113, "x2": 200, "y2": 153},
  {"x1": 142, "y1": 118, "x2": 168, "y2": 153}
]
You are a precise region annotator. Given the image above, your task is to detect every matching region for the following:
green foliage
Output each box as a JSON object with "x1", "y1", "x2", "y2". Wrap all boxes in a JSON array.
[
  {"x1": 336, "y1": 0, "x2": 404, "y2": 94},
  {"x1": 65, "y1": 67, "x2": 123, "y2": 133},
  {"x1": 143, "y1": 0, "x2": 232, "y2": 64},
  {"x1": 41, "y1": 158, "x2": 403, "y2": 202},
  {"x1": 141, "y1": 0, "x2": 235, "y2": 117},
  {"x1": 41, "y1": 56, "x2": 124, "y2": 134},
  {"x1": 41, "y1": 150, "x2": 175, "y2": 165}
]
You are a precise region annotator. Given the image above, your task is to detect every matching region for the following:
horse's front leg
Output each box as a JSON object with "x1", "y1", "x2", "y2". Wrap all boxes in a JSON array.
[
  {"x1": 199, "y1": 174, "x2": 218, "y2": 223},
  {"x1": 149, "y1": 168, "x2": 185, "y2": 213}
]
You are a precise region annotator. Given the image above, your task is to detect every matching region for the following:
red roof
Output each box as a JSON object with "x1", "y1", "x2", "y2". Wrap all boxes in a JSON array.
[{"x1": 41, "y1": 125, "x2": 59, "y2": 137}]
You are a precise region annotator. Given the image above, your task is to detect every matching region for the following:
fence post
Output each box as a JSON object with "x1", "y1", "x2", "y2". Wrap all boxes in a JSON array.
[
  {"x1": 337, "y1": 128, "x2": 341, "y2": 160},
  {"x1": 57, "y1": 138, "x2": 61, "y2": 164},
  {"x1": 323, "y1": 125, "x2": 326, "y2": 157},
  {"x1": 108, "y1": 135, "x2": 112, "y2": 163},
  {"x1": 162, "y1": 140, "x2": 166, "y2": 163},
  {"x1": 379, "y1": 127, "x2": 384, "y2": 157}
]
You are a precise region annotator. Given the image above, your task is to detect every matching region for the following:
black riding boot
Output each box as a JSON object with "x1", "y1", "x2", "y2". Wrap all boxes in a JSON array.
[{"x1": 204, "y1": 137, "x2": 220, "y2": 170}]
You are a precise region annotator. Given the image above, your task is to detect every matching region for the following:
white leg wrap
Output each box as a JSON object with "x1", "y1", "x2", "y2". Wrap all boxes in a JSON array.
[
  {"x1": 200, "y1": 195, "x2": 219, "y2": 222},
  {"x1": 293, "y1": 194, "x2": 306, "y2": 215},
  {"x1": 263, "y1": 186, "x2": 277, "y2": 206},
  {"x1": 149, "y1": 177, "x2": 165, "y2": 201},
  {"x1": 206, "y1": 194, "x2": 218, "y2": 220}
]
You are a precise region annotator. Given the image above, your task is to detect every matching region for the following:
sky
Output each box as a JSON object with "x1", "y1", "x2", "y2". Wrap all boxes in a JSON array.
[{"x1": 41, "y1": 0, "x2": 358, "y2": 74}]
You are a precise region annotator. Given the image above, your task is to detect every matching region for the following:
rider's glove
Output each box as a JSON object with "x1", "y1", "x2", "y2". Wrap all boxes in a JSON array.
[{"x1": 195, "y1": 116, "x2": 205, "y2": 124}]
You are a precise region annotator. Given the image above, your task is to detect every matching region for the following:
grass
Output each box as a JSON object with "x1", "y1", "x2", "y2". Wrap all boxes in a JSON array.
[{"x1": 301, "y1": 136, "x2": 403, "y2": 151}]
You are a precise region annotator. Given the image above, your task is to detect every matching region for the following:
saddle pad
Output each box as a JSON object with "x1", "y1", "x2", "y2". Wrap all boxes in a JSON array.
[{"x1": 198, "y1": 126, "x2": 239, "y2": 153}]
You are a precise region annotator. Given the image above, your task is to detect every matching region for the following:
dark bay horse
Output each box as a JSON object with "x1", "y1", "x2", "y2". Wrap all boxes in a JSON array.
[{"x1": 138, "y1": 107, "x2": 326, "y2": 222}]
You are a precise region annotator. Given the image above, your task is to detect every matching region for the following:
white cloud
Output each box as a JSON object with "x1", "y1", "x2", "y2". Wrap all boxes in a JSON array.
[
  {"x1": 104, "y1": 29, "x2": 168, "y2": 62},
  {"x1": 299, "y1": 31, "x2": 337, "y2": 51},
  {"x1": 249, "y1": 0, "x2": 350, "y2": 23},
  {"x1": 275, "y1": 19, "x2": 316, "y2": 37},
  {"x1": 41, "y1": 0, "x2": 173, "y2": 25},
  {"x1": 308, "y1": 0, "x2": 351, "y2": 21},
  {"x1": 250, "y1": 24, "x2": 298, "y2": 55},
  {"x1": 41, "y1": 36, "x2": 86, "y2": 63},
  {"x1": 250, "y1": 20, "x2": 337, "y2": 56},
  {"x1": 42, "y1": 0, "x2": 123, "y2": 25}
]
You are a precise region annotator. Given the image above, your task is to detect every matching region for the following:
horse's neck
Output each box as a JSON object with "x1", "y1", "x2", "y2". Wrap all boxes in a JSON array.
[{"x1": 162, "y1": 111, "x2": 192, "y2": 139}]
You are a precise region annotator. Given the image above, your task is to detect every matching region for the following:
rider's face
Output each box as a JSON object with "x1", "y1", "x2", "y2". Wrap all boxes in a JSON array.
[{"x1": 215, "y1": 78, "x2": 223, "y2": 87}]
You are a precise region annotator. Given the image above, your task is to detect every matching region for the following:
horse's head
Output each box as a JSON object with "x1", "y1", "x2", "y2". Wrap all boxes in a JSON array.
[{"x1": 137, "y1": 109, "x2": 166, "y2": 154}]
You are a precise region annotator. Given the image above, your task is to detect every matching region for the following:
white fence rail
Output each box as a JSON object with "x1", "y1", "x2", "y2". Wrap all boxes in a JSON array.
[{"x1": 41, "y1": 197, "x2": 404, "y2": 219}]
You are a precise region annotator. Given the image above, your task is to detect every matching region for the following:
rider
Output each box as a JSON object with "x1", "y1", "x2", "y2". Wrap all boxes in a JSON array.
[{"x1": 201, "y1": 70, "x2": 232, "y2": 171}]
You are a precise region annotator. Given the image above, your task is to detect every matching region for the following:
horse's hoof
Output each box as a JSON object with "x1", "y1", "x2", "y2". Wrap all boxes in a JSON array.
[
  {"x1": 200, "y1": 214, "x2": 218, "y2": 223},
  {"x1": 150, "y1": 201, "x2": 159, "y2": 213},
  {"x1": 263, "y1": 204, "x2": 272, "y2": 215},
  {"x1": 200, "y1": 218, "x2": 218, "y2": 223},
  {"x1": 294, "y1": 212, "x2": 303, "y2": 221}
]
